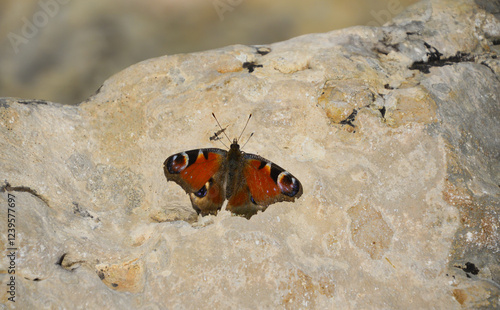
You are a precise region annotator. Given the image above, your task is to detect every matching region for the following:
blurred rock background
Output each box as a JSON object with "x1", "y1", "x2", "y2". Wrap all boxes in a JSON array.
[{"x1": 0, "y1": 0, "x2": 418, "y2": 105}]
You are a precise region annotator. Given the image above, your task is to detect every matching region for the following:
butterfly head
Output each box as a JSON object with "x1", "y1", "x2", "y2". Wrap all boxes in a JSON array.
[
  {"x1": 231, "y1": 138, "x2": 240, "y2": 149},
  {"x1": 228, "y1": 138, "x2": 242, "y2": 160}
]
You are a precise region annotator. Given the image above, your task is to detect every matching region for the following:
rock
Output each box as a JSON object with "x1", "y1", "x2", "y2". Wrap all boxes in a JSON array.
[{"x1": 0, "y1": 0, "x2": 499, "y2": 308}]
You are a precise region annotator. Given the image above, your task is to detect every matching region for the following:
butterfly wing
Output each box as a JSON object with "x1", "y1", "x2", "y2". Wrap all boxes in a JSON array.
[
  {"x1": 163, "y1": 148, "x2": 227, "y2": 215},
  {"x1": 226, "y1": 153, "x2": 303, "y2": 218}
]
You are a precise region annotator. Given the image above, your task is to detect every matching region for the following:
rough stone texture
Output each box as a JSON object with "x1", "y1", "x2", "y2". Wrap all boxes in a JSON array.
[{"x1": 0, "y1": 0, "x2": 499, "y2": 308}]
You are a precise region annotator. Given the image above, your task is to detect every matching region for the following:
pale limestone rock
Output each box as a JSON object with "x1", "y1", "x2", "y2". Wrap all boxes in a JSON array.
[{"x1": 0, "y1": 0, "x2": 499, "y2": 308}]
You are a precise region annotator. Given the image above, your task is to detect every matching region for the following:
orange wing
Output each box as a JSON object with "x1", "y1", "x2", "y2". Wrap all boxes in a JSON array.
[
  {"x1": 244, "y1": 159, "x2": 281, "y2": 204},
  {"x1": 228, "y1": 154, "x2": 303, "y2": 213},
  {"x1": 164, "y1": 148, "x2": 227, "y2": 215},
  {"x1": 164, "y1": 148, "x2": 225, "y2": 192}
]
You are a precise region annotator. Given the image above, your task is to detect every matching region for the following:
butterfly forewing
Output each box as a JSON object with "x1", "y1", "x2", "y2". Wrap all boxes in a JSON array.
[
  {"x1": 242, "y1": 153, "x2": 303, "y2": 206},
  {"x1": 164, "y1": 148, "x2": 227, "y2": 195}
]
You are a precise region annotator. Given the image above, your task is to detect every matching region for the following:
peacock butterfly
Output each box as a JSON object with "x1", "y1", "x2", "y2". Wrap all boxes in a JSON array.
[{"x1": 163, "y1": 114, "x2": 303, "y2": 218}]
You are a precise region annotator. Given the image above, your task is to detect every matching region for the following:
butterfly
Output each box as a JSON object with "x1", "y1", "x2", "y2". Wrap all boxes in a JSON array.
[{"x1": 163, "y1": 114, "x2": 303, "y2": 218}]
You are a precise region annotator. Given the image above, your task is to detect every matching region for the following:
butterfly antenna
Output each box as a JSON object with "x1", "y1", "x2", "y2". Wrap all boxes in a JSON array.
[
  {"x1": 217, "y1": 139, "x2": 229, "y2": 149},
  {"x1": 238, "y1": 114, "x2": 252, "y2": 142},
  {"x1": 241, "y1": 132, "x2": 254, "y2": 150},
  {"x1": 212, "y1": 113, "x2": 232, "y2": 144}
]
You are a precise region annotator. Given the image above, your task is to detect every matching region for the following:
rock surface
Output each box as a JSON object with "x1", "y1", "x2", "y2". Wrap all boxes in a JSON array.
[{"x1": 1, "y1": 0, "x2": 499, "y2": 308}]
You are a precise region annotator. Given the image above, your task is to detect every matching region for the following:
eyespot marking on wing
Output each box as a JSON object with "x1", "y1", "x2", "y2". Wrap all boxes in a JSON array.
[
  {"x1": 194, "y1": 182, "x2": 208, "y2": 198},
  {"x1": 166, "y1": 152, "x2": 188, "y2": 174},
  {"x1": 277, "y1": 171, "x2": 301, "y2": 197}
]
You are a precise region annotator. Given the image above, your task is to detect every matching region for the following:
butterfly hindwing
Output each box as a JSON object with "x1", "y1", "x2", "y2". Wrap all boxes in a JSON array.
[
  {"x1": 163, "y1": 148, "x2": 227, "y2": 215},
  {"x1": 226, "y1": 184, "x2": 265, "y2": 218},
  {"x1": 226, "y1": 153, "x2": 303, "y2": 218}
]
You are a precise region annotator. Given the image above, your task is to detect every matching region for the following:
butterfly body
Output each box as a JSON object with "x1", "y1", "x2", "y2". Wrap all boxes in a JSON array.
[{"x1": 164, "y1": 138, "x2": 302, "y2": 218}]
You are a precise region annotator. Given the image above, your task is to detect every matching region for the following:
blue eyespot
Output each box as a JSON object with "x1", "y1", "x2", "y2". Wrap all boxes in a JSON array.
[
  {"x1": 250, "y1": 195, "x2": 257, "y2": 205},
  {"x1": 194, "y1": 185, "x2": 207, "y2": 198}
]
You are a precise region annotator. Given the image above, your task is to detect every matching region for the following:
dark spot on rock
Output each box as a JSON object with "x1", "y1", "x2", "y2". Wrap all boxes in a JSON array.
[
  {"x1": 111, "y1": 283, "x2": 118, "y2": 287},
  {"x1": 210, "y1": 127, "x2": 227, "y2": 141},
  {"x1": 340, "y1": 109, "x2": 358, "y2": 128},
  {"x1": 242, "y1": 62, "x2": 263, "y2": 73},
  {"x1": 256, "y1": 47, "x2": 271, "y2": 55},
  {"x1": 98, "y1": 271, "x2": 105, "y2": 280},
  {"x1": 455, "y1": 262, "x2": 480, "y2": 277},
  {"x1": 56, "y1": 253, "x2": 67, "y2": 266},
  {"x1": 17, "y1": 99, "x2": 48, "y2": 105},
  {"x1": 409, "y1": 44, "x2": 474, "y2": 73},
  {"x1": 424, "y1": 42, "x2": 443, "y2": 62},
  {"x1": 1, "y1": 182, "x2": 49, "y2": 204},
  {"x1": 463, "y1": 262, "x2": 480, "y2": 275},
  {"x1": 379, "y1": 106, "x2": 386, "y2": 118},
  {"x1": 73, "y1": 202, "x2": 94, "y2": 219},
  {"x1": 0, "y1": 98, "x2": 9, "y2": 108}
]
